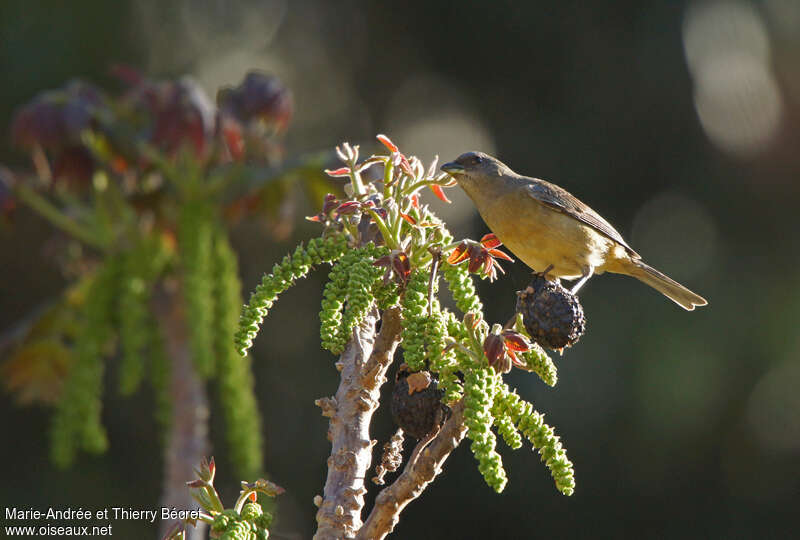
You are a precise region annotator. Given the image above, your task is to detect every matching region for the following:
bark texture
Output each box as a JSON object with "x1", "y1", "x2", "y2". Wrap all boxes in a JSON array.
[
  {"x1": 314, "y1": 307, "x2": 403, "y2": 539},
  {"x1": 356, "y1": 400, "x2": 467, "y2": 540},
  {"x1": 154, "y1": 283, "x2": 210, "y2": 540}
]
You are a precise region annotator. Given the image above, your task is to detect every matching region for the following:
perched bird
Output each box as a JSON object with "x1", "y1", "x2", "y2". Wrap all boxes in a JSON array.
[{"x1": 441, "y1": 152, "x2": 707, "y2": 311}]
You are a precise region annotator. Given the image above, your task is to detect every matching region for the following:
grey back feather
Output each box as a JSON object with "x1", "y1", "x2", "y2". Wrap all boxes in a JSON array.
[{"x1": 520, "y1": 175, "x2": 639, "y2": 257}]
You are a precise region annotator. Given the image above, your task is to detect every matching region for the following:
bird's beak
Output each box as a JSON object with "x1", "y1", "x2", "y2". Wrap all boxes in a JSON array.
[{"x1": 441, "y1": 161, "x2": 465, "y2": 176}]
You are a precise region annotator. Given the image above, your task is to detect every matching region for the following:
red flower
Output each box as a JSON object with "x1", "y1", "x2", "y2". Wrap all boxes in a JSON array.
[
  {"x1": 324, "y1": 167, "x2": 351, "y2": 177},
  {"x1": 220, "y1": 117, "x2": 245, "y2": 160},
  {"x1": 306, "y1": 194, "x2": 339, "y2": 223},
  {"x1": 429, "y1": 184, "x2": 451, "y2": 203},
  {"x1": 11, "y1": 80, "x2": 104, "y2": 151},
  {"x1": 446, "y1": 233, "x2": 513, "y2": 282},
  {"x1": 335, "y1": 201, "x2": 362, "y2": 215},
  {"x1": 376, "y1": 134, "x2": 398, "y2": 153},
  {"x1": 373, "y1": 250, "x2": 412, "y2": 286},
  {"x1": 217, "y1": 71, "x2": 293, "y2": 133},
  {"x1": 483, "y1": 330, "x2": 531, "y2": 373},
  {"x1": 376, "y1": 134, "x2": 414, "y2": 177},
  {"x1": 399, "y1": 213, "x2": 417, "y2": 225},
  {"x1": 308, "y1": 194, "x2": 385, "y2": 222},
  {"x1": 122, "y1": 76, "x2": 215, "y2": 158},
  {"x1": 10, "y1": 80, "x2": 106, "y2": 187}
]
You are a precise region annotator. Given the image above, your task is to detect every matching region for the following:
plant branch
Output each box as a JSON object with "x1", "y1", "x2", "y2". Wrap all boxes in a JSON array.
[
  {"x1": 14, "y1": 184, "x2": 108, "y2": 249},
  {"x1": 153, "y1": 281, "x2": 210, "y2": 540},
  {"x1": 357, "y1": 400, "x2": 467, "y2": 540},
  {"x1": 314, "y1": 306, "x2": 403, "y2": 540},
  {"x1": 362, "y1": 307, "x2": 402, "y2": 383},
  {"x1": 366, "y1": 208, "x2": 397, "y2": 250}
]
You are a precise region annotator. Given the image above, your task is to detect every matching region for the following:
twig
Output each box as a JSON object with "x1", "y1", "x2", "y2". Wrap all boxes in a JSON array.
[
  {"x1": 404, "y1": 423, "x2": 441, "y2": 471},
  {"x1": 314, "y1": 307, "x2": 403, "y2": 539},
  {"x1": 427, "y1": 247, "x2": 441, "y2": 318},
  {"x1": 372, "y1": 429, "x2": 405, "y2": 486},
  {"x1": 356, "y1": 400, "x2": 467, "y2": 540},
  {"x1": 14, "y1": 184, "x2": 108, "y2": 249}
]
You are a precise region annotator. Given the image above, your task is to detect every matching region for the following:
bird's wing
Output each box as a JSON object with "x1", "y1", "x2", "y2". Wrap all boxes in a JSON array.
[{"x1": 523, "y1": 177, "x2": 639, "y2": 256}]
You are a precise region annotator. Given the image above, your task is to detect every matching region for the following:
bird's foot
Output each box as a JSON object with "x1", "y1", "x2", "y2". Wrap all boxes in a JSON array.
[
  {"x1": 570, "y1": 266, "x2": 595, "y2": 294},
  {"x1": 536, "y1": 264, "x2": 555, "y2": 281}
]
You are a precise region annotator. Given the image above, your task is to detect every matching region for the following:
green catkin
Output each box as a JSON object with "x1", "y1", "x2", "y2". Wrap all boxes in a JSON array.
[
  {"x1": 443, "y1": 309, "x2": 469, "y2": 344},
  {"x1": 427, "y1": 301, "x2": 462, "y2": 403},
  {"x1": 374, "y1": 280, "x2": 400, "y2": 310},
  {"x1": 240, "y1": 502, "x2": 263, "y2": 521},
  {"x1": 211, "y1": 512, "x2": 232, "y2": 533},
  {"x1": 148, "y1": 327, "x2": 171, "y2": 443},
  {"x1": 489, "y1": 381, "x2": 524, "y2": 451},
  {"x1": 463, "y1": 367, "x2": 507, "y2": 492},
  {"x1": 319, "y1": 251, "x2": 359, "y2": 354},
  {"x1": 235, "y1": 234, "x2": 348, "y2": 357},
  {"x1": 212, "y1": 229, "x2": 263, "y2": 479},
  {"x1": 493, "y1": 385, "x2": 576, "y2": 495},
  {"x1": 51, "y1": 257, "x2": 119, "y2": 468},
  {"x1": 179, "y1": 202, "x2": 216, "y2": 377},
  {"x1": 118, "y1": 252, "x2": 149, "y2": 394},
  {"x1": 255, "y1": 511, "x2": 273, "y2": 531},
  {"x1": 319, "y1": 261, "x2": 349, "y2": 354},
  {"x1": 400, "y1": 268, "x2": 430, "y2": 372},
  {"x1": 319, "y1": 243, "x2": 390, "y2": 354},
  {"x1": 221, "y1": 520, "x2": 251, "y2": 540},
  {"x1": 118, "y1": 237, "x2": 168, "y2": 395},
  {"x1": 494, "y1": 413, "x2": 523, "y2": 450},
  {"x1": 442, "y1": 261, "x2": 483, "y2": 315},
  {"x1": 341, "y1": 253, "x2": 382, "y2": 343},
  {"x1": 519, "y1": 343, "x2": 558, "y2": 387},
  {"x1": 429, "y1": 217, "x2": 483, "y2": 315},
  {"x1": 321, "y1": 243, "x2": 387, "y2": 354},
  {"x1": 440, "y1": 309, "x2": 471, "y2": 402}
]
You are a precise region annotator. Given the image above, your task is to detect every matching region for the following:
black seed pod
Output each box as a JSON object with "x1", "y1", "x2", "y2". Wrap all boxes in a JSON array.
[
  {"x1": 391, "y1": 368, "x2": 450, "y2": 440},
  {"x1": 516, "y1": 274, "x2": 585, "y2": 351}
]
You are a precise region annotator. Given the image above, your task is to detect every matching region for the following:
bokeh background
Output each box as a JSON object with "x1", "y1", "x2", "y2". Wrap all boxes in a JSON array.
[{"x1": 2, "y1": 0, "x2": 799, "y2": 538}]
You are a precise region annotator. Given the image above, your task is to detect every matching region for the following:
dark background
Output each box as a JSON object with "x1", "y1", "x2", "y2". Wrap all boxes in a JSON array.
[{"x1": 2, "y1": 1, "x2": 799, "y2": 538}]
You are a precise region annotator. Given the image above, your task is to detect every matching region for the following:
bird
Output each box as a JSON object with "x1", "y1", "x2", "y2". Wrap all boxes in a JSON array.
[{"x1": 441, "y1": 151, "x2": 707, "y2": 311}]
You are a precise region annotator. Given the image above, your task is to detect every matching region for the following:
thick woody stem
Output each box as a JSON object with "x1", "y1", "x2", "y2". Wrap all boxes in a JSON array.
[
  {"x1": 314, "y1": 307, "x2": 403, "y2": 539},
  {"x1": 153, "y1": 282, "x2": 210, "y2": 540},
  {"x1": 356, "y1": 400, "x2": 467, "y2": 540}
]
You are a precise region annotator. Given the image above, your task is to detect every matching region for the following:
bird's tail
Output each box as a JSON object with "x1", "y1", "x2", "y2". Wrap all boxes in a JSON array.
[{"x1": 624, "y1": 260, "x2": 707, "y2": 311}]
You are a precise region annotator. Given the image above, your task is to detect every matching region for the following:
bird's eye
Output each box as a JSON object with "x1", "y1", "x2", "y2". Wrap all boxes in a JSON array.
[{"x1": 472, "y1": 155, "x2": 483, "y2": 164}]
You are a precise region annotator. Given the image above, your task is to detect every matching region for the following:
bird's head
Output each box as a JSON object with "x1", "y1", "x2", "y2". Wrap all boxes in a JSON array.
[{"x1": 441, "y1": 152, "x2": 511, "y2": 190}]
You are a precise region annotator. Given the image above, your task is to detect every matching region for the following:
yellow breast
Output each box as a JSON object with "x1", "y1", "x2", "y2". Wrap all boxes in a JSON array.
[{"x1": 475, "y1": 189, "x2": 617, "y2": 279}]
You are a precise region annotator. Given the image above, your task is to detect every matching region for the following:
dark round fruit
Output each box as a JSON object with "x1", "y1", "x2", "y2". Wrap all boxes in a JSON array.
[
  {"x1": 391, "y1": 369, "x2": 450, "y2": 440},
  {"x1": 516, "y1": 274, "x2": 586, "y2": 350}
]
